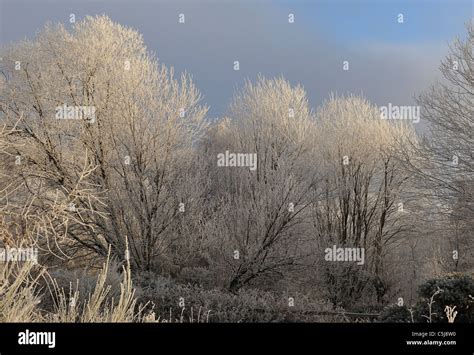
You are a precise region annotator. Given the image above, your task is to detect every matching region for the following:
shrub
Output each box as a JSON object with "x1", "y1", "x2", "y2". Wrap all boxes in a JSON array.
[
  {"x1": 379, "y1": 304, "x2": 412, "y2": 323},
  {"x1": 137, "y1": 273, "x2": 342, "y2": 322},
  {"x1": 414, "y1": 273, "x2": 474, "y2": 323},
  {"x1": 379, "y1": 273, "x2": 474, "y2": 323}
]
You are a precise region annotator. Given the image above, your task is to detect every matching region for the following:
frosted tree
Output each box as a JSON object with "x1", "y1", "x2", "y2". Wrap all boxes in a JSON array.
[
  {"x1": 310, "y1": 95, "x2": 417, "y2": 305},
  {"x1": 0, "y1": 16, "x2": 208, "y2": 270},
  {"x1": 203, "y1": 76, "x2": 320, "y2": 291}
]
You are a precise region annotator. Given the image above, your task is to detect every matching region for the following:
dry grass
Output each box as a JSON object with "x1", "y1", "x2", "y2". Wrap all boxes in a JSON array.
[
  {"x1": 0, "y1": 258, "x2": 44, "y2": 322},
  {"x1": 0, "y1": 246, "x2": 156, "y2": 323}
]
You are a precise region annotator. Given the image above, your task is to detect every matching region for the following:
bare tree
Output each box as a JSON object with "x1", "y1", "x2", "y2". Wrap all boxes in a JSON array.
[
  {"x1": 415, "y1": 24, "x2": 473, "y2": 192},
  {"x1": 400, "y1": 24, "x2": 473, "y2": 274}
]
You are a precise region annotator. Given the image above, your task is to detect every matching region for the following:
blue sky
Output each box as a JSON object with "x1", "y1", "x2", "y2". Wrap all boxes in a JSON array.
[
  {"x1": 1, "y1": 0, "x2": 472, "y2": 119},
  {"x1": 283, "y1": 0, "x2": 470, "y2": 44}
]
